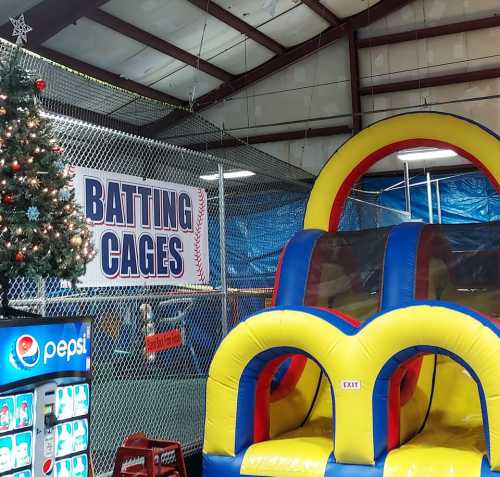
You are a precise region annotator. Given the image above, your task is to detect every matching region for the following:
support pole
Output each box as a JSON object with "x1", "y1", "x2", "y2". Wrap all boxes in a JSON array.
[
  {"x1": 0, "y1": 273, "x2": 9, "y2": 316},
  {"x1": 404, "y1": 162, "x2": 411, "y2": 217},
  {"x1": 217, "y1": 163, "x2": 229, "y2": 336},
  {"x1": 37, "y1": 277, "x2": 46, "y2": 317},
  {"x1": 348, "y1": 29, "x2": 362, "y2": 134},
  {"x1": 426, "y1": 172, "x2": 434, "y2": 224},
  {"x1": 435, "y1": 180, "x2": 442, "y2": 224}
]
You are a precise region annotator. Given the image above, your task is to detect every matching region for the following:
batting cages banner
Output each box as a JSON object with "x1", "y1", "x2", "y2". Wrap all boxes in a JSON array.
[{"x1": 72, "y1": 167, "x2": 209, "y2": 287}]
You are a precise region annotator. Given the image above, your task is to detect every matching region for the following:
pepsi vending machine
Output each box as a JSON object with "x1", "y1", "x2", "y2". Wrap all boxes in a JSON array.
[{"x1": 0, "y1": 317, "x2": 91, "y2": 477}]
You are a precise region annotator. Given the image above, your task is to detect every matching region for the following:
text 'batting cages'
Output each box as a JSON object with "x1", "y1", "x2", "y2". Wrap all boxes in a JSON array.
[{"x1": 0, "y1": 39, "x2": 314, "y2": 475}]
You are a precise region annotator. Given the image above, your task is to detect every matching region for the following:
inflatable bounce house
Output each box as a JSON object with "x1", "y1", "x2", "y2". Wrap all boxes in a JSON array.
[{"x1": 203, "y1": 112, "x2": 500, "y2": 477}]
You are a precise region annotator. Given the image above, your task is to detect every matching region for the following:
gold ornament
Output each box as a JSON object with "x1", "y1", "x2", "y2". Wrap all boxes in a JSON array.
[
  {"x1": 70, "y1": 235, "x2": 82, "y2": 247},
  {"x1": 0, "y1": 107, "x2": 6, "y2": 116}
]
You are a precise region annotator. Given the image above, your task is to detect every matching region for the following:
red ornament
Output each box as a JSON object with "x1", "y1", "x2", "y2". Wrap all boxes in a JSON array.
[
  {"x1": 15, "y1": 251, "x2": 25, "y2": 262},
  {"x1": 34, "y1": 79, "x2": 46, "y2": 92},
  {"x1": 2, "y1": 194, "x2": 14, "y2": 205},
  {"x1": 10, "y1": 161, "x2": 21, "y2": 173},
  {"x1": 51, "y1": 145, "x2": 63, "y2": 154}
]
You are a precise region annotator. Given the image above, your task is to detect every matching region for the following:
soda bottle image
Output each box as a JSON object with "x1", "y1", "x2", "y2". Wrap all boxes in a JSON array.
[
  {"x1": 56, "y1": 423, "x2": 72, "y2": 458},
  {"x1": 72, "y1": 420, "x2": 88, "y2": 453},
  {"x1": 15, "y1": 394, "x2": 33, "y2": 429},
  {"x1": 0, "y1": 397, "x2": 13, "y2": 432},
  {"x1": 56, "y1": 387, "x2": 73, "y2": 420},
  {"x1": 73, "y1": 385, "x2": 89, "y2": 416},
  {"x1": 18, "y1": 401, "x2": 28, "y2": 427},
  {"x1": 0, "y1": 436, "x2": 13, "y2": 472},
  {"x1": 15, "y1": 432, "x2": 32, "y2": 468},
  {"x1": 72, "y1": 455, "x2": 88, "y2": 477},
  {"x1": 55, "y1": 459, "x2": 71, "y2": 477},
  {"x1": 0, "y1": 405, "x2": 10, "y2": 431}
]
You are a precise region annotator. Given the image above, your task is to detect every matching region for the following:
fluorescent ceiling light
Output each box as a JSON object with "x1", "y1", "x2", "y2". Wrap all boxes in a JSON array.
[
  {"x1": 397, "y1": 149, "x2": 458, "y2": 161},
  {"x1": 200, "y1": 170, "x2": 255, "y2": 181}
]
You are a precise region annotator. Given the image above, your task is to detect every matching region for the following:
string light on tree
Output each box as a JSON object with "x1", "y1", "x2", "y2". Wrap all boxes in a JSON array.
[{"x1": 0, "y1": 51, "x2": 94, "y2": 286}]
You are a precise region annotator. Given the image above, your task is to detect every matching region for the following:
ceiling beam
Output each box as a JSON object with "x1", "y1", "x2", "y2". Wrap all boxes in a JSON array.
[
  {"x1": 192, "y1": 0, "x2": 414, "y2": 112},
  {"x1": 47, "y1": 98, "x2": 141, "y2": 135},
  {"x1": 301, "y1": 0, "x2": 341, "y2": 26},
  {"x1": 33, "y1": 45, "x2": 186, "y2": 107},
  {"x1": 142, "y1": 109, "x2": 192, "y2": 137},
  {"x1": 0, "y1": 0, "x2": 111, "y2": 45},
  {"x1": 87, "y1": 9, "x2": 234, "y2": 82},
  {"x1": 360, "y1": 66, "x2": 500, "y2": 95},
  {"x1": 184, "y1": 0, "x2": 285, "y2": 55},
  {"x1": 182, "y1": 125, "x2": 353, "y2": 150},
  {"x1": 358, "y1": 15, "x2": 500, "y2": 48}
]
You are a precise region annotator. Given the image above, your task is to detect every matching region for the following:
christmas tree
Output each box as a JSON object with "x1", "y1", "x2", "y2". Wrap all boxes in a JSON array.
[{"x1": 0, "y1": 51, "x2": 95, "y2": 288}]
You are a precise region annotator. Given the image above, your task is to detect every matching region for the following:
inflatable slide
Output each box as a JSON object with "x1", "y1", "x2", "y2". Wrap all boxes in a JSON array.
[{"x1": 203, "y1": 112, "x2": 500, "y2": 477}]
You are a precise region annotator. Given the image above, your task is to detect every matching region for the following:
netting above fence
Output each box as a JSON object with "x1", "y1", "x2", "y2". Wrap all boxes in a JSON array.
[{"x1": 0, "y1": 38, "x2": 314, "y2": 186}]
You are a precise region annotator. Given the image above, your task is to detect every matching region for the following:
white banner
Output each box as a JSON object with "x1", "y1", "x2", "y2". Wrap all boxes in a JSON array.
[{"x1": 72, "y1": 166, "x2": 210, "y2": 287}]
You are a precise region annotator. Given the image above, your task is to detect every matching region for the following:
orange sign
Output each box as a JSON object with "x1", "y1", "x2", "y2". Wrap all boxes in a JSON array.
[{"x1": 145, "y1": 329, "x2": 183, "y2": 353}]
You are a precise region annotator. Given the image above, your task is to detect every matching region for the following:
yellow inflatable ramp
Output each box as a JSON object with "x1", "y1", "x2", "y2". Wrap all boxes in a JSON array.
[
  {"x1": 241, "y1": 429, "x2": 333, "y2": 477},
  {"x1": 385, "y1": 357, "x2": 487, "y2": 477}
]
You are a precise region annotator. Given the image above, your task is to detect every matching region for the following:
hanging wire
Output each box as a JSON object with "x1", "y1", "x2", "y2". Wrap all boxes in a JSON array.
[
  {"x1": 244, "y1": 36, "x2": 251, "y2": 144},
  {"x1": 189, "y1": 0, "x2": 210, "y2": 111},
  {"x1": 298, "y1": 29, "x2": 324, "y2": 166}
]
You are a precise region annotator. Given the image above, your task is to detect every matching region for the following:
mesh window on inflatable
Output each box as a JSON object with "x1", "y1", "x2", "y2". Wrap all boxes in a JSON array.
[{"x1": 304, "y1": 228, "x2": 390, "y2": 321}]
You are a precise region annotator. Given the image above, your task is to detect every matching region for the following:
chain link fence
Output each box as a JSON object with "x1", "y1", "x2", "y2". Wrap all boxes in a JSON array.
[{"x1": 0, "y1": 39, "x2": 313, "y2": 475}]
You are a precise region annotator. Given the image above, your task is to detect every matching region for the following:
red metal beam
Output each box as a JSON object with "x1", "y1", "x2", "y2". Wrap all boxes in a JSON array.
[
  {"x1": 48, "y1": 98, "x2": 141, "y2": 135},
  {"x1": 142, "y1": 109, "x2": 192, "y2": 137},
  {"x1": 142, "y1": 0, "x2": 413, "y2": 136},
  {"x1": 301, "y1": 0, "x2": 341, "y2": 26},
  {"x1": 185, "y1": 0, "x2": 285, "y2": 55},
  {"x1": 193, "y1": 0, "x2": 414, "y2": 112},
  {"x1": 0, "y1": 0, "x2": 111, "y2": 45},
  {"x1": 360, "y1": 66, "x2": 500, "y2": 95},
  {"x1": 33, "y1": 45, "x2": 186, "y2": 107},
  {"x1": 87, "y1": 9, "x2": 234, "y2": 82},
  {"x1": 358, "y1": 15, "x2": 500, "y2": 48},
  {"x1": 182, "y1": 125, "x2": 352, "y2": 150},
  {"x1": 348, "y1": 29, "x2": 362, "y2": 133}
]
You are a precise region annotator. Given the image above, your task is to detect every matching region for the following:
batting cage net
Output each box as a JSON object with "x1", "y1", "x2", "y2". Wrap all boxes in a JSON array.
[{"x1": 0, "y1": 39, "x2": 313, "y2": 475}]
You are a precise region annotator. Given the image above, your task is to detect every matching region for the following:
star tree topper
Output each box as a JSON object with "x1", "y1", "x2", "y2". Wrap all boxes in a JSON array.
[{"x1": 10, "y1": 14, "x2": 33, "y2": 45}]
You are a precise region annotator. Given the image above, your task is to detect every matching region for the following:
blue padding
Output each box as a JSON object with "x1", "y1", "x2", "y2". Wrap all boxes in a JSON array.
[
  {"x1": 381, "y1": 222, "x2": 424, "y2": 309},
  {"x1": 325, "y1": 454, "x2": 386, "y2": 477},
  {"x1": 271, "y1": 357, "x2": 291, "y2": 392},
  {"x1": 203, "y1": 453, "x2": 258, "y2": 477},
  {"x1": 481, "y1": 456, "x2": 499, "y2": 476},
  {"x1": 362, "y1": 300, "x2": 499, "y2": 336},
  {"x1": 274, "y1": 229, "x2": 324, "y2": 306}
]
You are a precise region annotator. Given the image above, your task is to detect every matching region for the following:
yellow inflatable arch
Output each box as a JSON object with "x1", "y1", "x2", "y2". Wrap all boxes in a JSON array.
[
  {"x1": 204, "y1": 304, "x2": 500, "y2": 473},
  {"x1": 304, "y1": 112, "x2": 500, "y2": 231}
]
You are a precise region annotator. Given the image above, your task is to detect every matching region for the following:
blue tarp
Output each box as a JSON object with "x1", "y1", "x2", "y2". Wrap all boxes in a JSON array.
[
  {"x1": 362, "y1": 172, "x2": 500, "y2": 224},
  {"x1": 221, "y1": 173, "x2": 500, "y2": 287},
  {"x1": 209, "y1": 190, "x2": 308, "y2": 288}
]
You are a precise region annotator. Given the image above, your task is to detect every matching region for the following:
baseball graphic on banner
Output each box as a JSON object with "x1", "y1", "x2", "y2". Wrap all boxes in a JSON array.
[{"x1": 72, "y1": 167, "x2": 210, "y2": 287}]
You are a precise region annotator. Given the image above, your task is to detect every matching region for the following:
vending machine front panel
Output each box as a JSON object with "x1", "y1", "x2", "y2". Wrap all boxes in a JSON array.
[{"x1": 0, "y1": 317, "x2": 91, "y2": 477}]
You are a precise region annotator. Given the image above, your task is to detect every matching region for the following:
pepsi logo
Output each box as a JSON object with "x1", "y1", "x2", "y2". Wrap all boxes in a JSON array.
[
  {"x1": 10, "y1": 335, "x2": 40, "y2": 370},
  {"x1": 43, "y1": 458, "x2": 54, "y2": 475}
]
